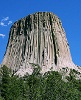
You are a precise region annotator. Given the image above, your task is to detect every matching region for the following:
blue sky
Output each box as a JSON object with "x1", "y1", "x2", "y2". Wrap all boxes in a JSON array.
[{"x1": 0, "y1": 0, "x2": 81, "y2": 66}]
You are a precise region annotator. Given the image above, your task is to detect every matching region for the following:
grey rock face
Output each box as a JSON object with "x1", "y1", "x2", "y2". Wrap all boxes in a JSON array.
[{"x1": 2, "y1": 12, "x2": 80, "y2": 75}]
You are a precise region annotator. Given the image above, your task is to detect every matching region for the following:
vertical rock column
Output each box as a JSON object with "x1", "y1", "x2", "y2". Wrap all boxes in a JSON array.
[{"x1": 2, "y1": 12, "x2": 76, "y2": 73}]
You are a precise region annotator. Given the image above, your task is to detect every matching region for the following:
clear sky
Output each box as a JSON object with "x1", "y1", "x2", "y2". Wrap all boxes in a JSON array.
[{"x1": 0, "y1": 0, "x2": 81, "y2": 66}]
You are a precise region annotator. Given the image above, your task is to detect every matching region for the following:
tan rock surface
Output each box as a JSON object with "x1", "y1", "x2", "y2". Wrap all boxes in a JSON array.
[{"x1": 2, "y1": 12, "x2": 81, "y2": 75}]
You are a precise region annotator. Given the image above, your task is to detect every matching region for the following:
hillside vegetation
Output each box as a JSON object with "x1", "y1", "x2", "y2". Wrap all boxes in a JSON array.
[{"x1": 0, "y1": 65, "x2": 81, "y2": 100}]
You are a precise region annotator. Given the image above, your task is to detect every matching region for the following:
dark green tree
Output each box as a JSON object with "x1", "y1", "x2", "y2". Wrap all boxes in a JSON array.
[{"x1": 1, "y1": 65, "x2": 10, "y2": 100}]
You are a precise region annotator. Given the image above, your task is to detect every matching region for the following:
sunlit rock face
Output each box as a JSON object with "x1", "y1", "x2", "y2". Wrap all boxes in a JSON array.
[{"x1": 2, "y1": 12, "x2": 80, "y2": 75}]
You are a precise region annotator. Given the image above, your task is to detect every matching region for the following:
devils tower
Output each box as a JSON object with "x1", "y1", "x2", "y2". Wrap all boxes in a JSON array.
[{"x1": 2, "y1": 12, "x2": 80, "y2": 75}]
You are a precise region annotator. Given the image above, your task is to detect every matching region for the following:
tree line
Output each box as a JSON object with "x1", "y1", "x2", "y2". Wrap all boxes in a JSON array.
[{"x1": 0, "y1": 65, "x2": 81, "y2": 100}]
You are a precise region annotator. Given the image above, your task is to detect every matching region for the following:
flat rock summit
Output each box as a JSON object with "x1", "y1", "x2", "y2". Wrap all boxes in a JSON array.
[{"x1": 2, "y1": 12, "x2": 81, "y2": 76}]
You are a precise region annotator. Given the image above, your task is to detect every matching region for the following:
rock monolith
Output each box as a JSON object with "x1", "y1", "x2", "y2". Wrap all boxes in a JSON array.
[{"x1": 2, "y1": 12, "x2": 80, "y2": 76}]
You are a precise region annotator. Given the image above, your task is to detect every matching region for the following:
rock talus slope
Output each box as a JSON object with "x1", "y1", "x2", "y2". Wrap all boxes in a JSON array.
[{"x1": 2, "y1": 12, "x2": 80, "y2": 75}]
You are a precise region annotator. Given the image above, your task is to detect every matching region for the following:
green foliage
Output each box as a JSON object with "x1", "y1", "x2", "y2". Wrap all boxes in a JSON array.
[
  {"x1": 0, "y1": 96, "x2": 4, "y2": 100},
  {"x1": 0, "y1": 65, "x2": 10, "y2": 100},
  {"x1": 0, "y1": 66, "x2": 81, "y2": 100}
]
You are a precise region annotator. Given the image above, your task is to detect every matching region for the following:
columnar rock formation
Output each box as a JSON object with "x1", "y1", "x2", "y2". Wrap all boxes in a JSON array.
[{"x1": 2, "y1": 12, "x2": 80, "y2": 75}]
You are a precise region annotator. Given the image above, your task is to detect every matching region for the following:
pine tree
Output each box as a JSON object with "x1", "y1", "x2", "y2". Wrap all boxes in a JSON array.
[{"x1": 1, "y1": 65, "x2": 10, "y2": 100}]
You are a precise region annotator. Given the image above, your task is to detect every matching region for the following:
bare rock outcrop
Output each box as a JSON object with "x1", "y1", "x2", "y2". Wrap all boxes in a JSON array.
[{"x1": 2, "y1": 12, "x2": 81, "y2": 76}]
